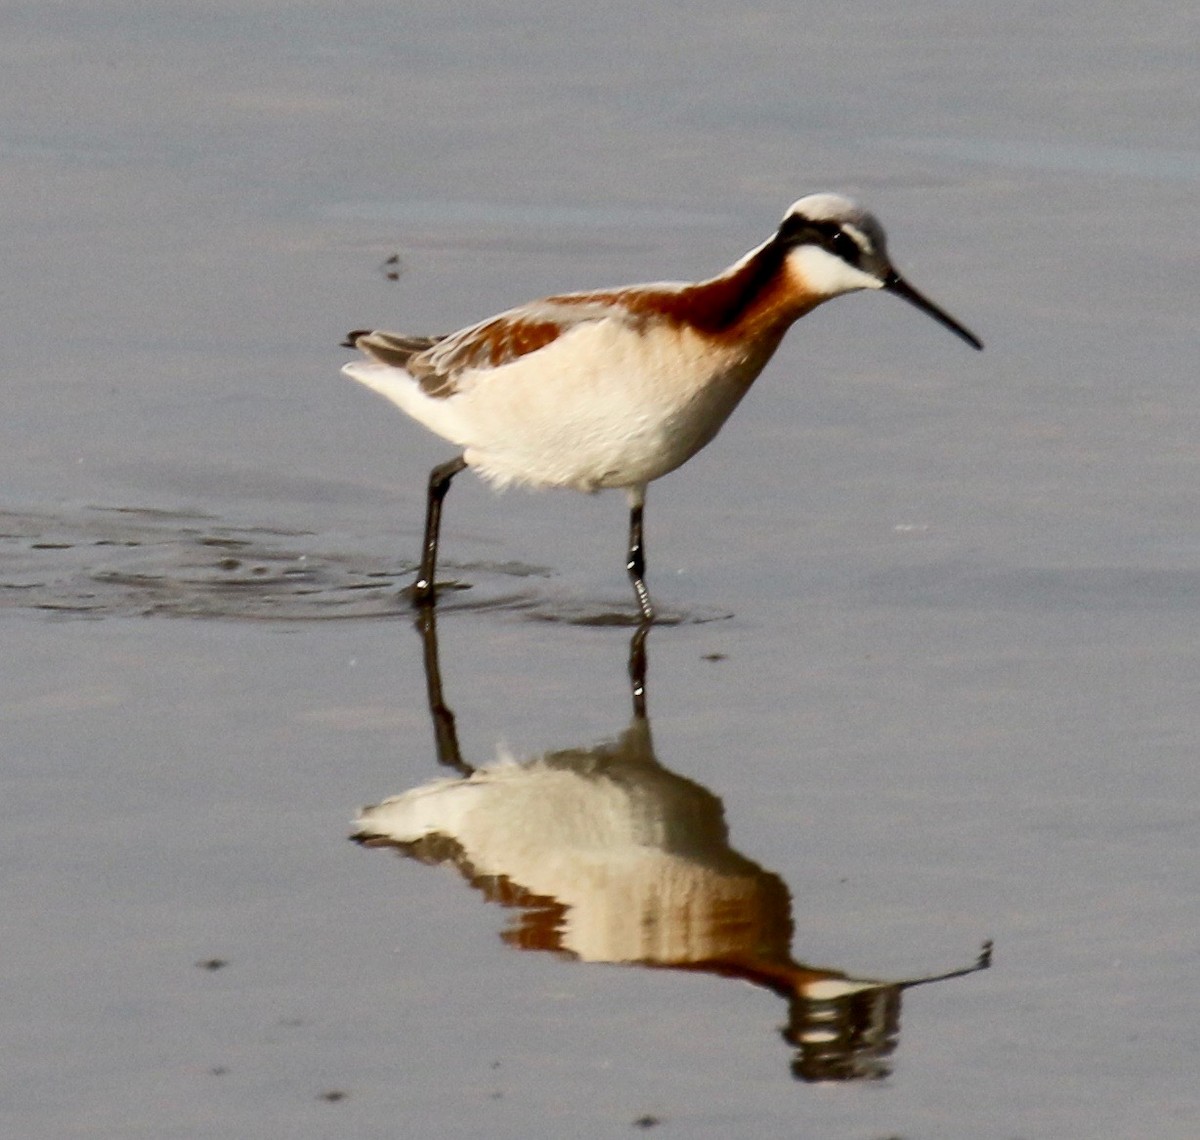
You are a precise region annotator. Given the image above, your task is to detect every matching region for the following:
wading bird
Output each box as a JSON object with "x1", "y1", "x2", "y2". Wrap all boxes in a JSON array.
[{"x1": 343, "y1": 194, "x2": 982, "y2": 620}]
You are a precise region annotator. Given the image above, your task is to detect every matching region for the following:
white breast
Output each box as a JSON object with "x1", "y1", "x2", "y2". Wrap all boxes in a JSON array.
[{"x1": 447, "y1": 318, "x2": 768, "y2": 491}]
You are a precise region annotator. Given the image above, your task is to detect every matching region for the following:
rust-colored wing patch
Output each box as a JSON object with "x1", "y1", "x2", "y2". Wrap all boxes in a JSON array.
[
  {"x1": 409, "y1": 299, "x2": 628, "y2": 399},
  {"x1": 410, "y1": 314, "x2": 563, "y2": 399},
  {"x1": 348, "y1": 295, "x2": 654, "y2": 400},
  {"x1": 474, "y1": 315, "x2": 565, "y2": 368}
]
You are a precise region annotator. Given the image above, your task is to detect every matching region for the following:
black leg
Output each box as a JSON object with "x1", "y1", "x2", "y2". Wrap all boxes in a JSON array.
[
  {"x1": 414, "y1": 454, "x2": 467, "y2": 606},
  {"x1": 626, "y1": 490, "x2": 654, "y2": 622}
]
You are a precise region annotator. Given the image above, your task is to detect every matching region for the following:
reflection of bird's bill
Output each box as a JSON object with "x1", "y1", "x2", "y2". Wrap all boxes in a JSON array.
[
  {"x1": 355, "y1": 607, "x2": 993, "y2": 1083},
  {"x1": 884, "y1": 271, "x2": 983, "y2": 350}
]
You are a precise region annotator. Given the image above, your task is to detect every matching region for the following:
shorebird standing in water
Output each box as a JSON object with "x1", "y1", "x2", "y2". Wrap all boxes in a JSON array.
[{"x1": 343, "y1": 193, "x2": 982, "y2": 620}]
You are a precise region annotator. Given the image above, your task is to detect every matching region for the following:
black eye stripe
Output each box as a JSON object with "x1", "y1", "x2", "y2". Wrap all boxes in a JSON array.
[
  {"x1": 829, "y1": 230, "x2": 861, "y2": 265},
  {"x1": 777, "y1": 215, "x2": 864, "y2": 266}
]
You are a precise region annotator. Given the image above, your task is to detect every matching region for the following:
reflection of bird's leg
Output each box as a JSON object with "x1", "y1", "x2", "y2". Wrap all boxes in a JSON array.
[
  {"x1": 415, "y1": 605, "x2": 473, "y2": 775},
  {"x1": 628, "y1": 619, "x2": 651, "y2": 721}
]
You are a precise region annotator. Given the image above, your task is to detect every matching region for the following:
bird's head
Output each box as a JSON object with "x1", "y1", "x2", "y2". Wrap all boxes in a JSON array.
[{"x1": 777, "y1": 193, "x2": 982, "y2": 350}]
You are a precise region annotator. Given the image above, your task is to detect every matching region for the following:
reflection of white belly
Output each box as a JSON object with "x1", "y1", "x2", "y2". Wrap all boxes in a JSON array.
[{"x1": 356, "y1": 753, "x2": 774, "y2": 965}]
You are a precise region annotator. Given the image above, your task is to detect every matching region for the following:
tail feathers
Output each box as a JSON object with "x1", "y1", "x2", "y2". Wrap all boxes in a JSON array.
[{"x1": 342, "y1": 329, "x2": 445, "y2": 368}]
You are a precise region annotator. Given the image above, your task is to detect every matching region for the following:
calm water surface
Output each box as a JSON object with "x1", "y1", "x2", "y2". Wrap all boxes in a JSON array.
[{"x1": 3, "y1": 2, "x2": 1198, "y2": 1137}]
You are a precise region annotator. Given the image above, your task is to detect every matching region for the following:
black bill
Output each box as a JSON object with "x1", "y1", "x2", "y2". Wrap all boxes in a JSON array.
[{"x1": 883, "y1": 272, "x2": 983, "y2": 351}]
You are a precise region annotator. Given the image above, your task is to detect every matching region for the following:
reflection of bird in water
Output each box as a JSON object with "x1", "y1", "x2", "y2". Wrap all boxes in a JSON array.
[{"x1": 354, "y1": 614, "x2": 991, "y2": 1081}]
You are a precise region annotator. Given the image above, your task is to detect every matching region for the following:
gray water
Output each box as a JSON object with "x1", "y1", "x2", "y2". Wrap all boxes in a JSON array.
[{"x1": 3, "y1": 2, "x2": 1198, "y2": 1137}]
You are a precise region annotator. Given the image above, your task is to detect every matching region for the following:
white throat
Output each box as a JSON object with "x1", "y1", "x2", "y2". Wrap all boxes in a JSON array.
[{"x1": 786, "y1": 245, "x2": 883, "y2": 298}]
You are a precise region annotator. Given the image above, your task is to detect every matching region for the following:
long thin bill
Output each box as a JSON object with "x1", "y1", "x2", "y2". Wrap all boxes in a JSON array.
[{"x1": 883, "y1": 272, "x2": 983, "y2": 351}]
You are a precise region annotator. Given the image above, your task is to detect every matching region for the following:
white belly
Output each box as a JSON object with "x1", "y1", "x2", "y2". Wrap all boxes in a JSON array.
[
  {"x1": 448, "y1": 321, "x2": 771, "y2": 491},
  {"x1": 344, "y1": 317, "x2": 780, "y2": 491}
]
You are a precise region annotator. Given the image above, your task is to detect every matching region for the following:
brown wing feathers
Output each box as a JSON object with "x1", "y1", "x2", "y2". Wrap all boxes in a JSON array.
[{"x1": 341, "y1": 330, "x2": 446, "y2": 368}]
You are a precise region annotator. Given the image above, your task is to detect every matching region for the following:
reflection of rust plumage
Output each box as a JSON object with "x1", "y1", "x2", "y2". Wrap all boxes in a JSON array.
[{"x1": 354, "y1": 614, "x2": 992, "y2": 1082}]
